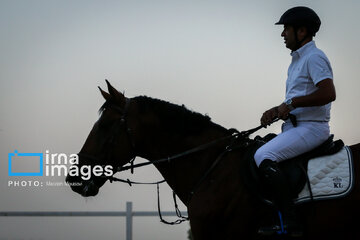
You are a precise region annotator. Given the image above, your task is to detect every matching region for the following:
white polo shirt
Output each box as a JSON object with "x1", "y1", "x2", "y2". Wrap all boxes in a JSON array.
[{"x1": 285, "y1": 41, "x2": 333, "y2": 122}]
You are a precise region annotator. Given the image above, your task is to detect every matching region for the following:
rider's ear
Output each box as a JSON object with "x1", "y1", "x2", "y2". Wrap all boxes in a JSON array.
[
  {"x1": 105, "y1": 79, "x2": 126, "y2": 107},
  {"x1": 98, "y1": 86, "x2": 111, "y2": 101}
]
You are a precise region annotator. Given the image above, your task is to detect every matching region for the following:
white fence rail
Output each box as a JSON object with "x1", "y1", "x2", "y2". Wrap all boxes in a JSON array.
[{"x1": 0, "y1": 201, "x2": 188, "y2": 240}]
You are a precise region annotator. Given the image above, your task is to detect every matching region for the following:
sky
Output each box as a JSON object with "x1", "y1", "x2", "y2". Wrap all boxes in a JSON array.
[{"x1": 1, "y1": 0, "x2": 360, "y2": 239}]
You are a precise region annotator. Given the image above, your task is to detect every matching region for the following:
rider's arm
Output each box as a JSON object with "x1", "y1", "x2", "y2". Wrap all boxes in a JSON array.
[
  {"x1": 291, "y1": 78, "x2": 336, "y2": 108},
  {"x1": 276, "y1": 78, "x2": 336, "y2": 120}
]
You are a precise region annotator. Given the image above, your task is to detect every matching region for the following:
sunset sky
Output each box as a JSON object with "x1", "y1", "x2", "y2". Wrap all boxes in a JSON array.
[{"x1": 1, "y1": 0, "x2": 359, "y2": 239}]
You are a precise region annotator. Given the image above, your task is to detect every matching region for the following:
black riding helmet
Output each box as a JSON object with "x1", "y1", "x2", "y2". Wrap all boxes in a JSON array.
[{"x1": 275, "y1": 6, "x2": 321, "y2": 37}]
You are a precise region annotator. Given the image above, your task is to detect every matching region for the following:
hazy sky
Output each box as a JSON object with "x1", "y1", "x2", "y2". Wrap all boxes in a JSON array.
[{"x1": 1, "y1": 0, "x2": 360, "y2": 239}]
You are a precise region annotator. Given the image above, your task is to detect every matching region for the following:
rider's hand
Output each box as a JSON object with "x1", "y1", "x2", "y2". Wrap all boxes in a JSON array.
[
  {"x1": 260, "y1": 107, "x2": 278, "y2": 127},
  {"x1": 277, "y1": 103, "x2": 291, "y2": 120}
]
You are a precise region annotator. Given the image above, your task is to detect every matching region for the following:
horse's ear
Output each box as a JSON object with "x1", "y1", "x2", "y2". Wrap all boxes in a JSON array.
[
  {"x1": 105, "y1": 79, "x2": 126, "y2": 106},
  {"x1": 98, "y1": 86, "x2": 111, "y2": 101}
]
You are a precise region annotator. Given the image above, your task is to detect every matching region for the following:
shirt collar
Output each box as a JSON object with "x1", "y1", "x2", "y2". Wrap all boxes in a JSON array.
[{"x1": 290, "y1": 41, "x2": 316, "y2": 58}]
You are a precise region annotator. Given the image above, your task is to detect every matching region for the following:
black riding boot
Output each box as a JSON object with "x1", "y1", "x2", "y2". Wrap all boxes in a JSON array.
[{"x1": 257, "y1": 159, "x2": 303, "y2": 237}]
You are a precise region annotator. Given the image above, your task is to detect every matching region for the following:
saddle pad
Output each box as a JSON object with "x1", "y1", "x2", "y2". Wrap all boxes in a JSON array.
[{"x1": 295, "y1": 146, "x2": 354, "y2": 204}]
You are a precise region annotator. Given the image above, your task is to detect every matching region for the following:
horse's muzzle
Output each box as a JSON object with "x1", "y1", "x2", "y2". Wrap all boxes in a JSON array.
[{"x1": 66, "y1": 175, "x2": 99, "y2": 197}]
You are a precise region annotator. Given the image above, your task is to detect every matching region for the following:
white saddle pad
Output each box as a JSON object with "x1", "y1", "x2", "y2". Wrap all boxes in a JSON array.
[{"x1": 295, "y1": 146, "x2": 354, "y2": 204}]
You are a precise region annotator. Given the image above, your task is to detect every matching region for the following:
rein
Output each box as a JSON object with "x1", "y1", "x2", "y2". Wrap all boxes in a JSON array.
[{"x1": 114, "y1": 130, "x2": 241, "y2": 173}]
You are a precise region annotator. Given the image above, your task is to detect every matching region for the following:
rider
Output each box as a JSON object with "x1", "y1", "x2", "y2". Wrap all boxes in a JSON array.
[{"x1": 254, "y1": 6, "x2": 336, "y2": 236}]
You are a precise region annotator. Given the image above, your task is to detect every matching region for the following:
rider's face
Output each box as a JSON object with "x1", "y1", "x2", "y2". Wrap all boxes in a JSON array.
[{"x1": 281, "y1": 25, "x2": 296, "y2": 50}]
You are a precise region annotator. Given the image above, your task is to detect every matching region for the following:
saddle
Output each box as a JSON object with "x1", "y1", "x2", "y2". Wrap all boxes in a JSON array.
[{"x1": 240, "y1": 134, "x2": 345, "y2": 205}]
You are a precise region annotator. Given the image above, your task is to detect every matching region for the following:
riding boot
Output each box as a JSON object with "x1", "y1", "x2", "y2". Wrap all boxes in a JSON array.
[{"x1": 257, "y1": 159, "x2": 303, "y2": 237}]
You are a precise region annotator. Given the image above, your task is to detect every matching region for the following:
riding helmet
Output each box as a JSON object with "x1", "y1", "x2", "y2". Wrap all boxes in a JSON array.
[{"x1": 275, "y1": 6, "x2": 321, "y2": 36}]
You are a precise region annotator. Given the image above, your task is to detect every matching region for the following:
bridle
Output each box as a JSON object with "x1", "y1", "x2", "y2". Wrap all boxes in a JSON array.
[
  {"x1": 77, "y1": 98, "x2": 137, "y2": 176},
  {"x1": 77, "y1": 98, "x2": 193, "y2": 224}
]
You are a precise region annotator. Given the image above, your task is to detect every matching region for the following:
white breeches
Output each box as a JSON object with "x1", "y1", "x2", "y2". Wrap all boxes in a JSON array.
[{"x1": 254, "y1": 121, "x2": 330, "y2": 167}]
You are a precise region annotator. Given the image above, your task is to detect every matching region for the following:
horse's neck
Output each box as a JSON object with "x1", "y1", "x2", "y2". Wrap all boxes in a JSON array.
[{"x1": 137, "y1": 126, "x2": 229, "y2": 205}]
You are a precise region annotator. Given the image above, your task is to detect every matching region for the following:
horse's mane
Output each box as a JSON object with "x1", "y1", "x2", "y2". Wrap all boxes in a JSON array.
[{"x1": 133, "y1": 96, "x2": 226, "y2": 135}]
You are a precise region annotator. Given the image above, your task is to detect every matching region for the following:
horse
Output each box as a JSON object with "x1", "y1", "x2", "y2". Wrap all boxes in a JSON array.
[{"x1": 66, "y1": 80, "x2": 360, "y2": 240}]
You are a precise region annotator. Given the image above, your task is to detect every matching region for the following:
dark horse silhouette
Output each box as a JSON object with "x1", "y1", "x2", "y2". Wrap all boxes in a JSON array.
[{"x1": 66, "y1": 81, "x2": 360, "y2": 240}]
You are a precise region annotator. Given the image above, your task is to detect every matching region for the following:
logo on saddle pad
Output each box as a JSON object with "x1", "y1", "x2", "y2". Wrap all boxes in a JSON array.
[{"x1": 332, "y1": 176, "x2": 343, "y2": 189}]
